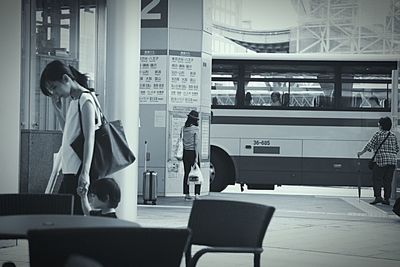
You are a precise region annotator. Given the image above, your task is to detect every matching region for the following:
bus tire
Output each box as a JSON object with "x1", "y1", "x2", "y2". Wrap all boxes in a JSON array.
[{"x1": 210, "y1": 149, "x2": 232, "y2": 192}]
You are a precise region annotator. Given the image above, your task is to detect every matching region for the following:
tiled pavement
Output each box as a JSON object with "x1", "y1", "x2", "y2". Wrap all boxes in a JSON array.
[{"x1": 1, "y1": 187, "x2": 399, "y2": 267}]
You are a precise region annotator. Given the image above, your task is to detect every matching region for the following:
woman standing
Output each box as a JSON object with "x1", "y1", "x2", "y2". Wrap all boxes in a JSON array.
[
  {"x1": 182, "y1": 110, "x2": 201, "y2": 200},
  {"x1": 357, "y1": 117, "x2": 399, "y2": 205},
  {"x1": 40, "y1": 60, "x2": 101, "y2": 214}
]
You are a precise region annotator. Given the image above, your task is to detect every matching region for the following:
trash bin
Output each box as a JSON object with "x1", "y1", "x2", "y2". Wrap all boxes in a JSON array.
[{"x1": 143, "y1": 170, "x2": 157, "y2": 205}]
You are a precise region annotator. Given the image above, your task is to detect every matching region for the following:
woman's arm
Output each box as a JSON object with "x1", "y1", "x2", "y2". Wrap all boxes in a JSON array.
[
  {"x1": 194, "y1": 130, "x2": 200, "y2": 163},
  {"x1": 358, "y1": 132, "x2": 378, "y2": 157},
  {"x1": 77, "y1": 186, "x2": 91, "y2": 216},
  {"x1": 78, "y1": 100, "x2": 96, "y2": 188}
]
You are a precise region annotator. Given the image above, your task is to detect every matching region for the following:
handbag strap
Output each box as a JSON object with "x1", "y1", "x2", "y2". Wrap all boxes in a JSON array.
[
  {"x1": 76, "y1": 91, "x2": 106, "y2": 135},
  {"x1": 372, "y1": 132, "x2": 391, "y2": 160}
]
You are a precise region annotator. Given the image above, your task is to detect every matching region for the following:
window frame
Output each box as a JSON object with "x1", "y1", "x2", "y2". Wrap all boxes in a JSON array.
[{"x1": 211, "y1": 59, "x2": 396, "y2": 111}]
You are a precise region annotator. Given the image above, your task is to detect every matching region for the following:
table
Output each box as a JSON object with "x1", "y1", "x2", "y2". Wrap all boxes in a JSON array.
[{"x1": 0, "y1": 214, "x2": 140, "y2": 239}]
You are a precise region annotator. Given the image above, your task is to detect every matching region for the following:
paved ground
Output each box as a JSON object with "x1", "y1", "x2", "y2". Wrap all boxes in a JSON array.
[
  {"x1": 1, "y1": 186, "x2": 399, "y2": 267},
  {"x1": 136, "y1": 186, "x2": 400, "y2": 267}
]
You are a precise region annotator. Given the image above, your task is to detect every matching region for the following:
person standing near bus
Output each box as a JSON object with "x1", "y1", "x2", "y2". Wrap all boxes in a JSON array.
[
  {"x1": 357, "y1": 117, "x2": 399, "y2": 205},
  {"x1": 40, "y1": 60, "x2": 101, "y2": 214},
  {"x1": 182, "y1": 110, "x2": 201, "y2": 200}
]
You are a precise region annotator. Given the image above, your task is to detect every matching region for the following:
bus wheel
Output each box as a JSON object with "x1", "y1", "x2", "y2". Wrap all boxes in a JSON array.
[{"x1": 210, "y1": 150, "x2": 230, "y2": 192}]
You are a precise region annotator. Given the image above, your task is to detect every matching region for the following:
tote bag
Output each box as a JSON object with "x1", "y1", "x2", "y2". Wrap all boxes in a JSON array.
[
  {"x1": 188, "y1": 163, "x2": 203, "y2": 185},
  {"x1": 71, "y1": 92, "x2": 136, "y2": 180},
  {"x1": 174, "y1": 127, "x2": 183, "y2": 160}
]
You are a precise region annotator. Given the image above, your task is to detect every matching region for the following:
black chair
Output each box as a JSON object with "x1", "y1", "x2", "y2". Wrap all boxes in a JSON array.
[
  {"x1": 0, "y1": 193, "x2": 74, "y2": 215},
  {"x1": 186, "y1": 199, "x2": 275, "y2": 267},
  {"x1": 28, "y1": 227, "x2": 191, "y2": 267}
]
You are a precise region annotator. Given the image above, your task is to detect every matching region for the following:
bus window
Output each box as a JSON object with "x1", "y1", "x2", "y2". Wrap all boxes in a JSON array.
[
  {"x1": 246, "y1": 63, "x2": 335, "y2": 80},
  {"x1": 245, "y1": 81, "x2": 288, "y2": 106},
  {"x1": 212, "y1": 63, "x2": 239, "y2": 79},
  {"x1": 282, "y1": 82, "x2": 334, "y2": 108},
  {"x1": 341, "y1": 83, "x2": 389, "y2": 109},
  {"x1": 211, "y1": 81, "x2": 237, "y2": 106},
  {"x1": 342, "y1": 66, "x2": 392, "y2": 81},
  {"x1": 341, "y1": 64, "x2": 392, "y2": 109},
  {"x1": 312, "y1": 83, "x2": 334, "y2": 108}
]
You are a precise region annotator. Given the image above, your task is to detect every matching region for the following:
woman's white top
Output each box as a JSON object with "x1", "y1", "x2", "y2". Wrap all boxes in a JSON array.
[
  {"x1": 183, "y1": 125, "x2": 199, "y2": 151},
  {"x1": 61, "y1": 92, "x2": 101, "y2": 175}
]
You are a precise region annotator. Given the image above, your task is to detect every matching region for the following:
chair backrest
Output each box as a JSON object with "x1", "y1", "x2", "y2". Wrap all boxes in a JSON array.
[
  {"x1": 188, "y1": 199, "x2": 275, "y2": 248},
  {"x1": 0, "y1": 194, "x2": 73, "y2": 216},
  {"x1": 28, "y1": 227, "x2": 191, "y2": 267}
]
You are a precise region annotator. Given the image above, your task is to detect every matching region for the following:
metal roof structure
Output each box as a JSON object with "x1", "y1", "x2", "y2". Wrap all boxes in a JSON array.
[{"x1": 212, "y1": 0, "x2": 400, "y2": 54}]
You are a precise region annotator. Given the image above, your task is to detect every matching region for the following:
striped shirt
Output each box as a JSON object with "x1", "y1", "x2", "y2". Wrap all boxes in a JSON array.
[
  {"x1": 364, "y1": 130, "x2": 399, "y2": 167},
  {"x1": 183, "y1": 125, "x2": 199, "y2": 151}
]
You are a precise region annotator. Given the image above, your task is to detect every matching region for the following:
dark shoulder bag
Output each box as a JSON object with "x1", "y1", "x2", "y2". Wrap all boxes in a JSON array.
[
  {"x1": 368, "y1": 132, "x2": 390, "y2": 170},
  {"x1": 71, "y1": 92, "x2": 136, "y2": 180}
]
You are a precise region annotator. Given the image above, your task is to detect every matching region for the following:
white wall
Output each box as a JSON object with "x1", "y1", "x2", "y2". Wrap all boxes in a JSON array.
[{"x1": 0, "y1": 0, "x2": 21, "y2": 193}]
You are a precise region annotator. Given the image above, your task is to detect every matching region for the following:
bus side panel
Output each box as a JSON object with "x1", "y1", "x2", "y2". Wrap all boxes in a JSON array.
[
  {"x1": 303, "y1": 140, "x2": 367, "y2": 159},
  {"x1": 212, "y1": 137, "x2": 240, "y2": 156},
  {"x1": 302, "y1": 139, "x2": 373, "y2": 186},
  {"x1": 234, "y1": 156, "x2": 302, "y2": 185},
  {"x1": 302, "y1": 157, "x2": 372, "y2": 187},
  {"x1": 233, "y1": 156, "x2": 372, "y2": 187}
]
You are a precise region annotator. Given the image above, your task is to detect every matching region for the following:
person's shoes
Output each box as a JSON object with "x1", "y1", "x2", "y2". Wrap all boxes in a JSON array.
[
  {"x1": 382, "y1": 199, "x2": 390, "y2": 205},
  {"x1": 184, "y1": 195, "x2": 192, "y2": 201},
  {"x1": 194, "y1": 194, "x2": 200, "y2": 200},
  {"x1": 370, "y1": 198, "x2": 383, "y2": 205}
]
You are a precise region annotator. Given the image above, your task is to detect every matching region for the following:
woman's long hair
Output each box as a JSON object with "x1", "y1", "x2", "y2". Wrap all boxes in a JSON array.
[
  {"x1": 184, "y1": 116, "x2": 199, "y2": 127},
  {"x1": 40, "y1": 60, "x2": 91, "y2": 96}
]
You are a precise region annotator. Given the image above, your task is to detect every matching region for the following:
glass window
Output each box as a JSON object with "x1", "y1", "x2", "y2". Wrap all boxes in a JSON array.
[
  {"x1": 211, "y1": 59, "x2": 397, "y2": 111},
  {"x1": 342, "y1": 73, "x2": 392, "y2": 80},
  {"x1": 211, "y1": 81, "x2": 237, "y2": 106},
  {"x1": 341, "y1": 63, "x2": 395, "y2": 81},
  {"x1": 245, "y1": 63, "x2": 335, "y2": 80},
  {"x1": 21, "y1": 0, "x2": 105, "y2": 130},
  {"x1": 244, "y1": 81, "x2": 288, "y2": 106},
  {"x1": 289, "y1": 82, "x2": 334, "y2": 108},
  {"x1": 341, "y1": 83, "x2": 389, "y2": 109},
  {"x1": 212, "y1": 62, "x2": 239, "y2": 79}
]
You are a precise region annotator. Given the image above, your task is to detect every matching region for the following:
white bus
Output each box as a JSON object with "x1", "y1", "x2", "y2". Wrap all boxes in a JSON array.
[{"x1": 210, "y1": 53, "x2": 399, "y2": 192}]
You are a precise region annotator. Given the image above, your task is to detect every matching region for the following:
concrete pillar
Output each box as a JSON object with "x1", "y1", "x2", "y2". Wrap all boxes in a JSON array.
[
  {"x1": 139, "y1": 0, "x2": 212, "y2": 197},
  {"x1": 0, "y1": 0, "x2": 21, "y2": 193},
  {"x1": 106, "y1": 0, "x2": 141, "y2": 221}
]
